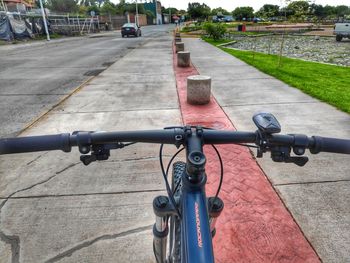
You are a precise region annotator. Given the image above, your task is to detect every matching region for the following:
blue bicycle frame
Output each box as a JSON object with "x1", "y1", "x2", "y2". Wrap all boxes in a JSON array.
[{"x1": 181, "y1": 173, "x2": 215, "y2": 263}]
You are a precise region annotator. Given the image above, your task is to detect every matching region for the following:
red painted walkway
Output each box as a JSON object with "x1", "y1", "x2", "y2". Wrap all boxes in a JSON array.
[{"x1": 172, "y1": 43, "x2": 320, "y2": 263}]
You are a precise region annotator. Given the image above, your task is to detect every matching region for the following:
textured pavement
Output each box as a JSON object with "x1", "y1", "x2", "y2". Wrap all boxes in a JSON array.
[{"x1": 173, "y1": 44, "x2": 319, "y2": 263}]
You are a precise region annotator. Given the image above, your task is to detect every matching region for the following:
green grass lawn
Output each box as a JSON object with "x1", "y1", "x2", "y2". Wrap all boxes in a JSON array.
[
  {"x1": 204, "y1": 38, "x2": 350, "y2": 114},
  {"x1": 201, "y1": 37, "x2": 233, "y2": 45}
]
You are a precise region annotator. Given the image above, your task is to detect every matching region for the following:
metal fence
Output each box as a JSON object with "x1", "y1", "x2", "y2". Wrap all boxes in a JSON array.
[
  {"x1": 48, "y1": 15, "x2": 100, "y2": 35},
  {"x1": 0, "y1": 12, "x2": 128, "y2": 41}
]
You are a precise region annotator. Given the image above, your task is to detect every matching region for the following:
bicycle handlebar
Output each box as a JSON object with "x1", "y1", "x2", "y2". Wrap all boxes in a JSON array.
[
  {"x1": 0, "y1": 128, "x2": 349, "y2": 155},
  {"x1": 0, "y1": 134, "x2": 71, "y2": 154},
  {"x1": 310, "y1": 136, "x2": 350, "y2": 154}
]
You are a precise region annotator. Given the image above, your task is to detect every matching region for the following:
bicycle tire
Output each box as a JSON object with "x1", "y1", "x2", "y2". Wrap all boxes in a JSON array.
[{"x1": 169, "y1": 161, "x2": 184, "y2": 263}]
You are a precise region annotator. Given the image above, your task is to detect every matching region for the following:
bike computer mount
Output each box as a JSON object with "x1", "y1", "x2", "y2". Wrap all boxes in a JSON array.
[
  {"x1": 253, "y1": 112, "x2": 308, "y2": 166},
  {"x1": 253, "y1": 112, "x2": 281, "y2": 134}
]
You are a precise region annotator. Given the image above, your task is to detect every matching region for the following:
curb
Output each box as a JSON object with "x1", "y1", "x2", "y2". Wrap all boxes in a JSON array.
[{"x1": 17, "y1": 76, "x2": 94, "y2": 136}]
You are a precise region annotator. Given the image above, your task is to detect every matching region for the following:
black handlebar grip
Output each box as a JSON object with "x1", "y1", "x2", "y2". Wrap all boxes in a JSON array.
[
  {"x1": 0, "y1": 133, "x2": 71, "y2": 154},
  {"x1": 310, "y1": 136, "x2": 350, "y2": 154}
]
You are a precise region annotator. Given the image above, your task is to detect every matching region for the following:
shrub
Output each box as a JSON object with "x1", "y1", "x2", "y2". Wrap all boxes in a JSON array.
[
  {"x1": 202, "y1": 22, "x2": 227, "y2": 40},
  {"x1": 181, "y1": 25, "x2": 202, "y2": 32}
]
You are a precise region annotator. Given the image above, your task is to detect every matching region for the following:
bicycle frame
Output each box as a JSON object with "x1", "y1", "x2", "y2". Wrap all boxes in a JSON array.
[
  {"x1": 153, "y1": 127, "x2": 219, "y2": 263},
  {"x1": 180, "y1": 170, "x2": 215, "y2": 263}
]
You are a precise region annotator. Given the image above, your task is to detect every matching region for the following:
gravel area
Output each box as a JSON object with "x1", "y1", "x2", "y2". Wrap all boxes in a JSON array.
[{"x1": 227, "y1": 35, "x2": 350, "y2": 66}]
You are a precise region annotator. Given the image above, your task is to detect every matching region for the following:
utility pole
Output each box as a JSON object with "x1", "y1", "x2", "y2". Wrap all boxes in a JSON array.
[
  {"x1": 169, "y1": 5, "x2": 171, "y2": 24},
  {"x1": 1, "y1": 0, "x2": 6, "y2": 12},
  {"x1": 38, "y1": 0, "x2": 50, "y2": 41},
  {"x1": 135, "y1": 0, "x2": 138, "y2": 27}
]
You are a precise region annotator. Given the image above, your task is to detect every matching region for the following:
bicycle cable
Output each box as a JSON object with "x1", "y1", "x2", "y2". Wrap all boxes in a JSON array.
[
  {"x1": 165, "y1": 147, "x2": 185, "y2": 179},
  {"x1": 159, "y1": 144, "x2": 182, "y2": 218},
  {"x1": 163, "y1": 146, "x2": 185, "y2": 261},
  {"x1": 211, "y1": 144, "x2": 224, "y2": 201}
]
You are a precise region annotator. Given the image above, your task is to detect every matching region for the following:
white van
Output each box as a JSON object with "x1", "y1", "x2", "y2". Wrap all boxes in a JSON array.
[{"x1": 334, "y1": 22, "x2": 350, "y2": 41}]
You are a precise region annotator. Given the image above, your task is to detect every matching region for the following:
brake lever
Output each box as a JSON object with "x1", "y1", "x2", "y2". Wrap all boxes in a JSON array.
[
  {"x1": 284, "y1": 156, "x2": 309, "y2": 167},
  {"x1": 79, "y1": 142, "x2": 132, "y2": 165},
  {"x1": 270, "y1": 146, "x2": 309, "y2": 166},
  {"x1": 80, "y1": 154, "x2": 98, "y2": 165}
]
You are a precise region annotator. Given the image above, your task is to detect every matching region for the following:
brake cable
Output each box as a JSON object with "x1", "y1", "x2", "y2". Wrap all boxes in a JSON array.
[
  {"x1": 159, "y1": 144, "x2": 182, "y2": 218},
  {"x1": 211, "y1": 144, "x2": 224, "y2": 201}
]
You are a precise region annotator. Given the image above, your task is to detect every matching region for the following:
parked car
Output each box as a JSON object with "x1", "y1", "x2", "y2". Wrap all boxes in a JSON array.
[
  {"x1": 212, "y1": 15, "x2": 225, "y2": 22},
  {"x1": 213, "y1": 15, "x2": 234, "y2": 23},
  {"x1": 334, "y1": 22, "x2": 350, "y2": 41},
  {"x1": 121, "y1": 23, "x2": 141, "y2": 38},
  {"x1": 224, "y1": 15, "x2": 234, "y2": 22}
]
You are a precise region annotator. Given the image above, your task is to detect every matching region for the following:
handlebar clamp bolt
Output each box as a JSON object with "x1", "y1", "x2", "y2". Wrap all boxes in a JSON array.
[
  {"x1": 79, "y1": 146, "x2": 90, "y2": 154},
  {"x1": 155, "y1": 196, "x2": 168, "y2": 208},
  {"x1": 293, "y1": 147, "x2": 305, "y2": 156}
]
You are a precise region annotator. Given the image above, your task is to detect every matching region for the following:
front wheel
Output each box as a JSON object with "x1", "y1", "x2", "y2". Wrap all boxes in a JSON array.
[
  {"x1": 336, "y1": 35, "x2": 342, "y2": 42},
  {"x1": 168, "y1": 161, "x2": 184, "y2": 263}
]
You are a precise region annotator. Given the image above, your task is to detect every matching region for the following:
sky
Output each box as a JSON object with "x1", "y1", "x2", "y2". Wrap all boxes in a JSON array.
[{"x1": 149, "y1": 0, "x2": 350, "y2": 12}]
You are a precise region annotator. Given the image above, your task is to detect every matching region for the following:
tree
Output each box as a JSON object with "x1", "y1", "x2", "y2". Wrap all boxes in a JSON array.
[
  {"x1": 335, "y1": 5, "x2": 349, "y2": 19},
  {"x1": 256, "y1": 4, "x2": 279, "y2": 19},
  {"x1": 287, "y1": 0, "x2": 310, "y2": 21},
  {"x1": 123, "y1": 2, "x2": 145, "y2": 14},
  {"x1": 310, "y1": 4, "x2": 325, "y2": 21},
  {"x1": 323, "y1": 5, "x2": 336, "y2": 18},
  {"x1": 78, "y1": 5, "x2": 87, "y2": 14},
  {"x1": 100, "y1": 1, "x2": 116, "y2": 15},
  {"x1": 164, "y1": 7, "x2": 178, "y2": 15},
  {"x1": 79, "y1": 0, "x2": 102, "y2": 7},
  {"x1": 115, "y1": 0, "x2": 126, "y2": 14},
  {"x1": 278, "y1": 7, "x2": 293, "y2": 20},
  {"x1": 211, "y1": 7, "x2": 229, "y2": 16},
  {"x1": 187, "y1": 2, "x2": 211, "y2": 20},
  {"x1": 86, "y1": 4, "x2": 100, "y2": 15},
  {"x1": 232, "y1": 6, "x2": 254, "y2": 21},
  {"x1": 47, "y1": 0, "x2": 79, "y2": 13}
]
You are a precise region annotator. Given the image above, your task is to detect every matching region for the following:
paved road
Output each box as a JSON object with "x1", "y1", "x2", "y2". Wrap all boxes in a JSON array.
[
  {"x1": 0, "y1": 25, "x2": 179, "y2": 263},
  {"x1": 0, "y1": 25, "x2": 172, "y2": 138}
]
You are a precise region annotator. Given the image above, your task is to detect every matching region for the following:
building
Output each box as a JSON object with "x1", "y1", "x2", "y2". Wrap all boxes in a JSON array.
[
  {"x1": 143, "y1": 0, "x2": 162, "y2": 25},
  {"x1": 2, "y1": 0, "x2": 34, "y2": 12}
]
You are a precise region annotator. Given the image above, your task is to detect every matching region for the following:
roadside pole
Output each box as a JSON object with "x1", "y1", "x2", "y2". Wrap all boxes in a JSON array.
[
  {"x1": 38, "y1": 0, "x2": 50, "y2": 41},
  {"x1": 1, "y1": 0, "x2": 7, "y2": 12},
  {"x1": 135, "y1": 0, "x2": 138, "y2": 27}
]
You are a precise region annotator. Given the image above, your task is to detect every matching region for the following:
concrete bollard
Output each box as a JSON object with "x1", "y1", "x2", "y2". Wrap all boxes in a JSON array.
[
  {"x1": 177, "y1": 51, "x2": 191, "y2": 67},
  {"x1": 187, "y1": 75, "x2": 211, "y2": 105},
  {"x1": 175, "y1": 32, "x2": 181, "y2": 38},
  {"x1": 175, "y1": 42, "x2": 184, "y2": 53},
  {"x1": 175, "y1": 37, "x2": 182, "y2": 43}
]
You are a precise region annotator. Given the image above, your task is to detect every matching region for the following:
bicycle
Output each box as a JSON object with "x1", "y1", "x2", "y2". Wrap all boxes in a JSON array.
[{"x1": 1, "y1": 112, "x2": 349, "y2": 263}]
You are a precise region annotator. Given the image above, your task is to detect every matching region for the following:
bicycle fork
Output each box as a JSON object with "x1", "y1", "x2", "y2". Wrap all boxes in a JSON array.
[
  {"x1": 153, "y1": 196, "x2": 172, "y2": 263},
  {"x1": 152, "y1": 195, "x2": 224, "y2": 263}
]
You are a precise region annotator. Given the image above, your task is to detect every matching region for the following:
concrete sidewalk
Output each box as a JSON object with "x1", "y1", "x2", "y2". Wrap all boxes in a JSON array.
[
  {"x1": 0, "y1": 30, "x2": 180, "y2": 262},
  {"x1": 183, "y1": 38, "x2": 350, "y2": 262}
]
